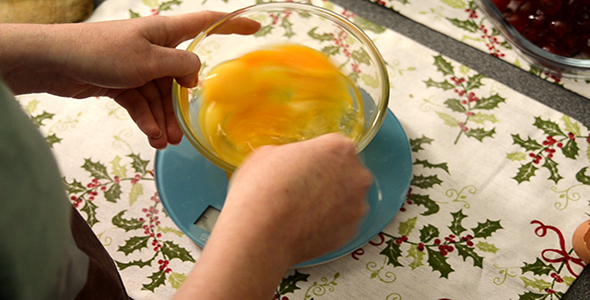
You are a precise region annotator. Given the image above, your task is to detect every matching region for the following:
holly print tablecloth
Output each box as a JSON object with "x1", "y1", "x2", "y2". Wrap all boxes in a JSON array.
[{"x1": 17, "y1": 0, "x2": 590, "y2": 299}]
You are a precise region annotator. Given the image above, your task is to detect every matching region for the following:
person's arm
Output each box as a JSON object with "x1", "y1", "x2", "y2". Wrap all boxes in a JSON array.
[
  {"x1": 0, "y1": 12, "x2": 260, "y2": 149},
  {"x1": 173, "y1": 133, "x2": 373, "y2": 300}
]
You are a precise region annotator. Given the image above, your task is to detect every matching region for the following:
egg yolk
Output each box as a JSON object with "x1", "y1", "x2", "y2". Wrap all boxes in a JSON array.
[{"x1": 198, "y1": 44, "x2": 364, "y2": 167}]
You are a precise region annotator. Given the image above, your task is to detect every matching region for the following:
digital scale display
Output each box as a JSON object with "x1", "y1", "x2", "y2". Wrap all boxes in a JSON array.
[{"x1": 190, "y1": 206, "x2": 221, "y2": 245}]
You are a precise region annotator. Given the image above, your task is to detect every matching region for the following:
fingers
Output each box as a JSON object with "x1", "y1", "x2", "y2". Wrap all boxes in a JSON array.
[
  {"x1": 112, "y1": 84, "x2": 170, "y2": 150},
  {"x1": 164, "y1": 11, "x2": 261, "y2": 46},
  {"x1": 144, "y1": 11, "x2": 261, "y2": 88}
]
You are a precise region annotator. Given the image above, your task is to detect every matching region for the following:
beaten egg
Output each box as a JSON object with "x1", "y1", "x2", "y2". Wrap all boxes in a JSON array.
[{"x1": 197, "y1": 44, "x2": 364, "y2": 166}]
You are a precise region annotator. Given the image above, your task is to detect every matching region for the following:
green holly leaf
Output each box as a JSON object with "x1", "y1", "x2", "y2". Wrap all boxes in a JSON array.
[
  {"x1": 115, "y1": 258, "x2": 153, "y2": 270},
  {"x1": 351, "y1": 49, "x2": 371, "y2": 65},
  {"x1": 442, "y1": 0, "x2": 466, "y2": 8},
  {"x1": 80, "y1": 200, "x2": 99, "y2": 227},
  {"x1": 129, "y1": 183, "x2": 144, "y2": 206},
  {"x1": 161, "y1": 241, "x2": 195, "y2": 262},
  {"x1": 449, "y1": 210, "x2": 467, "y2": 236},
  {"x1": 562, "y1": 276, "x2": 576, "y2": 286},
  {"x1": 46, "y1": 134, "x2": 62, "y2": 148},
  {"x1": 112, "y1": 210, "x2": 143, "y2": 232},
  {"x1": 455, "y1": 243, "x2": 483, "y2": 268},
  {"x1": 23, "y1": 99, "x2": 39, "y2": 115},
  {"x1": 444, "y1": 99, "x2": 467, "y2": 113},
  {"x1": 561, "y1": 139, "x2": 579, "y2": 159},
  {"x1": 31, "y1": 111, "x2": 54, "y2": 127},
  {"x1": 414, "y1": 159, "x2": 450, "y2": 174},
  {"x1": 308, "y1": 27, "x2": 333, "y2": 41},
  {"x1": 410, "y1": 135, "x2": 434, "y2": 152},
  {"x1": 522, "y1": 258, "x2": 556, "y2": 276},
  {"x1": 471, "y1": 94, "x2": 505, "y2": 110},
  {"x1": 419, "y1": 224, "x2": 440, "y2": 243},
  {"x1": 280, "y1": 17, "x2": 295, "y2": 38},
  {"x1": 110, "y1": 156, "x2": 128, "y2": 179},
  {"x1": 562, "y1": 115, "x2": 581, "y2": 136},
  {"x1": 380, "y1": 239, "x2": 403, "y2": 267},
  {"x1": 533, "y1": 116, "x2": 566, "y2": 137},
  {"x1": 321, "y1": 45, "x2": 340, "y2": 56},
  {"x1": 521, "y1": 276, "x2": 551, "y2": 292},
  {"x1": 128, "y1": 153, "x2": 149, "y2": 175},
  {"x1": 407, "y1": 244, "x2": 426, "y2": 270},
  {"x1": 354, "y1": 16, "x2": 386, "y2": 33},
  {"x1": 158, "y1": 226, "x2": 184, "y2": 237},
  {"x1": 63, "y1": 178, "x2": 86, "y2": 194},
  {"x1": 398, "y1": 217, "x2": 417, "y2": 236},
  {"x1": 168, "y1": 272, "x2": 187, "y2": 290},
  {"x1": 506, "y1": 152, "x2": 527, "y2": 162},
  {"x1": 476, "y1": 241, "x2": 499, "y2": 254},
  {"x1": 433, "y1": 55, "x2": 454, "y2": 76},
  {"x1": 436, "y1": 112, "x2": 460, "y2": 127},
  {"x1": 446, "y1": 17, "x2": 478, "y2": 33},
  {"x1": 360, "y1": 73, "x2": 380, "y2": 88},
  {"x1": 142, "y1": 270, "x2": 167, "y2": 292},
  {"x1": 465, "y1": 127, "x2": 496, "y2": 142},
  {"x1": 278, "y1": 270, "x2": 309, "y2": 295},
  {"x1": 575, "y1": 167, "x2": 590, "y2": 185},
  {"x1": 82, "y1": 158, "x2": 111, "y2": 180},
  {"x1": 426, "y1": 247, "x2": 454, "y2": 278},
  {"x1": 464, "y1": 73, "x2": 485, "y2": 90},
  {"x1": 255, "y1": 25, "x2": 273, "y2": 37},
  {"x1": 118, "y1": 236, "x2": 150, "y2": 256},
  {"x1": 423, "y1": 79, "x2": 455, "y2": 90},
  {"x1": 411, "y1": 174, "x2": 443, "y2": 189},
  {"x1": 512, "y1": 134, "x2": 543, "y2": 151},
  {"x1": 513, "y1": 162, "x2": 538, "y2": 184},
  {"x1": 104, "y1": 183, "x2": 122, "y2": 203},
  {"x1": 542, "y1": 157, "x2": 563, "y2": 184},
  {"x1": 158, "y1": 0, "x2": 181, "y2": 11},
  {"x1": 518, "y1": 291, "x2": 548, "y2": 300},
  {"x1": 129, "y1": 9, "x2": 141, "y2": 19},
  {"x1": 469, "y1": 112, "x2": 498, "y2": 125},
  {"x1": 471, "y1": 219, "x2": 502, "y2": 239},
  {"x1": 410, "y1": 194, "x2": 440, "y2": 216}
]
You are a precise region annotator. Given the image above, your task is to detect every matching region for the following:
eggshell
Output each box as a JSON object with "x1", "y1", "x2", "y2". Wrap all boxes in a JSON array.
[{"x1": 572, "y1": 219, "x2": 590, "y2": 264}]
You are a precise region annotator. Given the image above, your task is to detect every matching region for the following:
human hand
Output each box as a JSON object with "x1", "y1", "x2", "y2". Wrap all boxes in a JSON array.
[
  {"x1": 224, "y1": 133, "x2": 373, "y2": 266},
  {"x1": 173, "y1": 133, "x2": 372, "y2": 300},
  {"x1": 0, "y1": 12, "x2": 260, "y2": 149}
]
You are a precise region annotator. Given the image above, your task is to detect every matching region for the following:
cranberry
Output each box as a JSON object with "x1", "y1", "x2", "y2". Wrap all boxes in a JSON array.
[{"x1": 494, "y1": 0, "x2": 590, "y2": 57}]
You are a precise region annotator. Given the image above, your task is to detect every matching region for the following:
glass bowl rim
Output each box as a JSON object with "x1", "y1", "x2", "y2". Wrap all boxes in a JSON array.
[
  {"x1": 474, "y1": 0, "x2": 590, "y2": 77},
  {"x1": 173, "y1": 2, "x2": 391, "y2": 173}
]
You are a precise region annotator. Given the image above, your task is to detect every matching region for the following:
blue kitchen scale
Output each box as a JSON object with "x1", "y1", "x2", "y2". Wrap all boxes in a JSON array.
[{"x1": 154, "y1": 109, "x2": 412, "y2": 268}]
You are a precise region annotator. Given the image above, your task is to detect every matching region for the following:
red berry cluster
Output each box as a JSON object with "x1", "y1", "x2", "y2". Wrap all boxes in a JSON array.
[
  {"x1": 157, "y1": 259, "x2": 172, "y2": 273},
  {"x1": 71, "y1": 178, "x2": 104, "y2": 208},
  {"x1": 273, "y1": 295, "x2": 289, "y2": 300},
  {"x1": 550, "y1": 272, "x2": 565, "y2": 283},
  {"x1": 480, "y1": 24, "x2": 507, "y2": 58},
  {"x1": 492, "y1": 0, "x2": 590, "y2": 58}
]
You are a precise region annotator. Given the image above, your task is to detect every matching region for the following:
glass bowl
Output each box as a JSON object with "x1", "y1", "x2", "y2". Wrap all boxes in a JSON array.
[
  {"x1": 475, "y1": 0, "x2": 590, "y2": 78},
  {"x1": 173, "y1": 2, "x2": 390, "y2": 173}
]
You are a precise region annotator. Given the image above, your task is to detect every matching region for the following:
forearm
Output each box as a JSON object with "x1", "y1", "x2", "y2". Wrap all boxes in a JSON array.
[
  {"x1": 0, "y1": 23, "x2": 82, "y2": 95},
  {"x1": 173, "y1": 204, "x2": 291, "y2": 300}
]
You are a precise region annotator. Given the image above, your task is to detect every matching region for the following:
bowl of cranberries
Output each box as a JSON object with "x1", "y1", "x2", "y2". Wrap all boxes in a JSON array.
[{"x1": 476, "y1": 0, "x2": 590, "y2": 78}]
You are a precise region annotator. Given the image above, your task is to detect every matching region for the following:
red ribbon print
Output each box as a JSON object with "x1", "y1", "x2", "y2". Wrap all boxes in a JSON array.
[{"x1": 531, "y1": 220, "x2": 585, "y2": 277}]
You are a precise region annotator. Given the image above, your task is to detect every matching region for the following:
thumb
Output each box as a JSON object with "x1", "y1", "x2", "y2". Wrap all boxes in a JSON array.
[{"x1": 153, "y1": 46, "x2": 202, "y2": 88}]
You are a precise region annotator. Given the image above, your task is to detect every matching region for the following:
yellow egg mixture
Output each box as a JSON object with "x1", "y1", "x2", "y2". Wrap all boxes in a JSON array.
[{"x1": 198, "y1": 44, "x2": 364, "y2": 166}]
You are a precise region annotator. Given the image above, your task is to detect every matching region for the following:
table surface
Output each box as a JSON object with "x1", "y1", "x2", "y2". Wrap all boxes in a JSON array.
[
  {"x1": 21, "y1": 0, "x2": 590, "y2": 299},
  {"x1": 329, "y1": 1, "x2": 590, "y2": 298}
]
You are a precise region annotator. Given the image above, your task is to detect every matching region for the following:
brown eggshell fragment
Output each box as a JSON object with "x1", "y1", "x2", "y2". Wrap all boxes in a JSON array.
[{"x1": 572, "y1": 219, "x2": 590, "y2": 264}]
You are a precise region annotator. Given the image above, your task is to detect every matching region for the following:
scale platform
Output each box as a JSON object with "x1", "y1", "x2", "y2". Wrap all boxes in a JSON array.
[{"x1": 155, "y1": 109, "x2": 412, "y2": 268}]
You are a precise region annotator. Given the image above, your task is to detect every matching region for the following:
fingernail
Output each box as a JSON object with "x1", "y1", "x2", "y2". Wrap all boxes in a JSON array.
[{"x1": 153, "y1": 130, "x2": 163, "y2": 139}]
